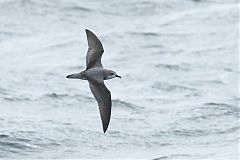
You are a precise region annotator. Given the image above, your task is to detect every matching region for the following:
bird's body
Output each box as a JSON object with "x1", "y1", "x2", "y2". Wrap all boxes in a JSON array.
[
  {"x1": 66, "y1": 29, "x2": 120, "y2": 133},
  {"x1": 85, "y1": 68, "x2": 116, "y2": 81}
]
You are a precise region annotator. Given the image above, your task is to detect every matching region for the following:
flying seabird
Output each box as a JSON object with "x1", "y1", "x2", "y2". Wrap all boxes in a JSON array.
[{"x1": 66, "y1": 29, "x2": 121, "y2": 133}]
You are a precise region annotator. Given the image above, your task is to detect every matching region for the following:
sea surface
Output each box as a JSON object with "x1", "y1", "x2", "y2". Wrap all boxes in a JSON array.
[{"x1": 0, "y1": 0, "x2": 239, "y2": 159}]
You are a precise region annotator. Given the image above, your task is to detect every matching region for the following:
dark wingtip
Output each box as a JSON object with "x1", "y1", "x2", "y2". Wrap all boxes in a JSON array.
[
  {"x1": 85, "y1": 29, "x2": 104, "y2": 53},
  {"x1": 85, "y1": 29, "x2": 92, "y2": 35},
  {"x1": 103, "y1": 126, "x2": 107, "y2": 133},
  {"x1": 103, "y1": 124, "x2": 109, "y2": 133}
]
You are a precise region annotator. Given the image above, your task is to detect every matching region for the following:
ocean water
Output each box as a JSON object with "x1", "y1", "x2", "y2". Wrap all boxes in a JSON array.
[{"x1": 0, "y1": 0, "x2": 239, "y2": 159}]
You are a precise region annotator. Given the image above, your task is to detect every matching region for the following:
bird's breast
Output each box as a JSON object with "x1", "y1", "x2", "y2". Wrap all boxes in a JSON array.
[{"x1": 85, "y1": 68, "x2": 105, "y2": 81}]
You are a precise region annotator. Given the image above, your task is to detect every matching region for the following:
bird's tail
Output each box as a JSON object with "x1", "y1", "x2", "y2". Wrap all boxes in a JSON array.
[{"x1": 66, "y1": 72, "x2": 87, "y2": 80}]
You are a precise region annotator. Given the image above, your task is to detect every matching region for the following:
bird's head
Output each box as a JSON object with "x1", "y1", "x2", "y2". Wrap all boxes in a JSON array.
[{"x1": 105, "y1": 70, "x2": 121, "y2": 80}]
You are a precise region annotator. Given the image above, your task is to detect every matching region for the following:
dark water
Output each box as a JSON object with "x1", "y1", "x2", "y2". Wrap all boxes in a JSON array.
[{"x1": 0, "y1": 0, "x2": 239, "y2": 159}]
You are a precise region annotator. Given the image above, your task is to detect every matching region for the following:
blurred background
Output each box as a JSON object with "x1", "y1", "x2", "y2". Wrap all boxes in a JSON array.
[{"x1": 0, "y1": 0, "x2": 239, "y2": 159}]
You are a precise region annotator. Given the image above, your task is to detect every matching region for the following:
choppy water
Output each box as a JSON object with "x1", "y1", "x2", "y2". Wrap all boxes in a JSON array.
[{"x1": 0, "y1": 0, "x2": 239, "y2": 159}]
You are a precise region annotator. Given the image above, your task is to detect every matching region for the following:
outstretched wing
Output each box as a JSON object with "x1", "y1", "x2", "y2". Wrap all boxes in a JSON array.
[
  {"x1": 85, "y1": 29, "x2": 104, "y2": 69},
  {"x1": 88, "y1": 80, "x2": 111, "y2": 133}
]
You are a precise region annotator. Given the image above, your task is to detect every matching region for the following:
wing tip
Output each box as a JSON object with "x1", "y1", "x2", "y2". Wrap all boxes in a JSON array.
[
  {"x1": 85, "y1": 28, "x2": 90, "y2": 34},
  {"x1": 85, "y1": 28, "x2": 104, "y2": 53},
  {"x1": 85, "y1": 29, "x2": 95, "y2": 37},
  {"x1": 103, "y1": 126, "x2": 108, "y2": 133},
  {"x1": 103, "y1": 129, "x2": 107, "y2": 133},
  {"x1": 102, "y1": 120, "x2": 110, "y2": 133},
  {"x1": 85, "y1": 29, "x2": 93, "y2": 38}
]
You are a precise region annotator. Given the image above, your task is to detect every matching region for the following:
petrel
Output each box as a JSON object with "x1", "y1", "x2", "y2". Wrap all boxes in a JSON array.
[{"x1": 66, "y1": 29, "x2": 121, "y2": 133}]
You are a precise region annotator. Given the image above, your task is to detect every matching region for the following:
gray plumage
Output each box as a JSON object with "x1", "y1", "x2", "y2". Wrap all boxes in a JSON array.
[
  {"x1": 66, "y1": 29, "x2": 121, "y2": 133},
  {"x1": 86, "y1": 29, "x2": 104, "y2": 69}
]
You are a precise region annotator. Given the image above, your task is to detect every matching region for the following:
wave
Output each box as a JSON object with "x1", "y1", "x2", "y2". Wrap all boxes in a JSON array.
[
  {"x1": 183, "y1": 102, "x2": 239, "y2": 122},
  {"x1": 153, "y1": 82, "x2": 197, "y2": 92},
  {"x1": 155, "y1": 63, "x2": 190, "y2": 71},
  {"x1": 112, "y1": 99, "x2": 145, "y2": 110},
  {"x1": 62, "y1": 6, "x2": 92, "y2": 13},
  {"x1": 42, "y1": 92, "x2": 91, "y2": 102},
  {"x1": 204, "y1": 102, "x2": 240, "y2": 117},
  {"x1": 3, "y1": 96, "x2": 31, "y2": 102},
  {"x1": 128, "y1": 31, "x2": 160, "y2": 37}
]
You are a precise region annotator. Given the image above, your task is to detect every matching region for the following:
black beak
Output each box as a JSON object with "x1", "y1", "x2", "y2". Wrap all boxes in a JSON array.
[{"x1": 116, "y1": 75, "x2": 121, "y2": 78}]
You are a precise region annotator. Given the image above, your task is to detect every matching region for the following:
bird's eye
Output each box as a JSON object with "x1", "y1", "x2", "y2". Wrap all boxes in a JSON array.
[{"x1": 110, "y1": 73, "x2": 114, "y2": 75}]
